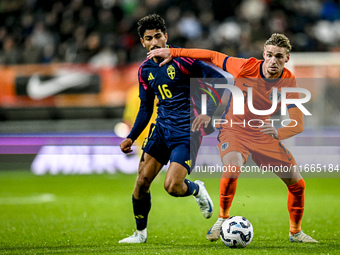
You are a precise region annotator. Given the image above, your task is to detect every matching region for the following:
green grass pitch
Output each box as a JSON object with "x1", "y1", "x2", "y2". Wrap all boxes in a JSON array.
[{"x1": 0, "y1": 171, "x2": 339, "y2": 254}]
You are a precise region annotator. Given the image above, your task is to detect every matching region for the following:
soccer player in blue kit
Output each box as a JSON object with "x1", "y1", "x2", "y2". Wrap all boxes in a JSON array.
[{"x1": 119, "y1": 14, "x2": 226, "y2": 243}]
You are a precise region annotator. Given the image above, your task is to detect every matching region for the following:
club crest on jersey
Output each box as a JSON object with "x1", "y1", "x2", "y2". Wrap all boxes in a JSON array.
[
  {"x1": 221, "y1": 142, "x2": 229, "y2": 151},
  {"x1": 270, "y1": 89, "x2": 281, "y2": 103},
  {"x1": 167, "y1": 65, "x2": 175, "y2": 80}
]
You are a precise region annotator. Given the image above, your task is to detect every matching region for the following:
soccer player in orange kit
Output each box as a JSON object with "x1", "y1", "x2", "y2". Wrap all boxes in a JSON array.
[{"x1": 147, "y1": 33, "x2": 317, "y2": 243}]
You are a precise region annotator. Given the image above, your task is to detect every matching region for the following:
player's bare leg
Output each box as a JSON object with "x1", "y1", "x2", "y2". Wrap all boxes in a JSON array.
[
  {"x1": 119, "y1": 153, "x2": 163, "y2": 243},
  {"x1": 164, "y1": 162, "x2": 190, "y2": 196},
  {"x1": 275, "y1": 165, "x2": 318, "y2": 243},
  {"x1": 164, "y1": 162, "x2": 214, "y2": 218},
  {"x1": 207, "y1": 151, "x2": 243, "y2": 241},
  {"x1": 133, "y1": 153, "x2": 163, "y2": 199}
]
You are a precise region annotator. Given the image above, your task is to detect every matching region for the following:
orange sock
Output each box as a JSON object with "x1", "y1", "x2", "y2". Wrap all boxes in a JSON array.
[
  {"x1": 287, "y1": 179, "x2": 305, "y2": 234},
  {"x1": 219, "y1": 165, "x2": 241, "y2": 218}
]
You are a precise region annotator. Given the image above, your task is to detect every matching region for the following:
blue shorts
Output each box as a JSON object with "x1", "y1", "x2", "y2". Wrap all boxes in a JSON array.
[{"x1": 142, "y1": 123, "x2": 202, "y2": 173}]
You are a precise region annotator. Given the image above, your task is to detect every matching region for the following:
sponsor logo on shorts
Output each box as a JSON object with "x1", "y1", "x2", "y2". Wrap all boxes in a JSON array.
[{"x1": 221, "y1": 142, "x2": 229, "y2": 151}]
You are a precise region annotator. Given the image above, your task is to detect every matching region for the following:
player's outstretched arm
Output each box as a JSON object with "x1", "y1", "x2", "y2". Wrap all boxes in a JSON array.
[
  {"x1": 120, "y1": 138, "x2": 133, "y2": 154},
  {"x1": 171, "y1": 48, "x2": 228, "y2": 70},
  {"x1": 147, "y1": 48, "x2": 229, "y2": 70}
]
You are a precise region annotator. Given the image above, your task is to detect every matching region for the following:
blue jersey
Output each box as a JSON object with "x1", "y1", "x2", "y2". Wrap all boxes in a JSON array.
[{"x1": 127, "y1": 45, "x2": 227, "y2": 142}]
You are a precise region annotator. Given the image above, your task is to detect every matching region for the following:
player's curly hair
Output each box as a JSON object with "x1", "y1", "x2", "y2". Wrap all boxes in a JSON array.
[
  {"x1": 265, "y1": 33, "x2": 292, "y2": 53},
  {"x1": 137, "y1": 14, "x2": 167, "y2": 38}
]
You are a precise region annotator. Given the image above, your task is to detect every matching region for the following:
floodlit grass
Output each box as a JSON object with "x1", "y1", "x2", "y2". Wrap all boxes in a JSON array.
[{"x1": 0, "y1": 171, "x2": 339, "y2": 254}]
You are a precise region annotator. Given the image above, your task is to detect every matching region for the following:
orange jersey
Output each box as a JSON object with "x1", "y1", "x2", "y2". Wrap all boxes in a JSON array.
[{"x1": 171, "y1": 48, "x2": 304, "y2": 139}]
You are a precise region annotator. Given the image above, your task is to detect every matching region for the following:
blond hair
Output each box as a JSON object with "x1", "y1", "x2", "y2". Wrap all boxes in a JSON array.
[{"x1": 265, "y1": 33, "x2": 292, "y2": 53}]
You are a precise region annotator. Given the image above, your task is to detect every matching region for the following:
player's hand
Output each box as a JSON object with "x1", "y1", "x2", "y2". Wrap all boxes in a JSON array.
[
  {"x1": 120, "y1": 138, "x2": 133, "y2": 154},
  {"x1": 192, "y1": 115, "x2": 211, "y2": 132},
  {"x1": 147, "y1": 48, "x2": 172, "y2": 67},
  {"x1": 258, "y1": 122, "x2": 278, "y2": 139}
]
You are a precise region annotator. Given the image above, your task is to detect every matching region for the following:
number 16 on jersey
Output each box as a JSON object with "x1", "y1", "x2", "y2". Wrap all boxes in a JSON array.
[{"x1": 158, "y1": 84, "x2": 172, "y2": 99}]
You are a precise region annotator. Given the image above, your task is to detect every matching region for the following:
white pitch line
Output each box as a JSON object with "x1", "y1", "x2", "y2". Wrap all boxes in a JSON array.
[{"x1": 0, "y1": 193, "x2": 56, "y2": 205}]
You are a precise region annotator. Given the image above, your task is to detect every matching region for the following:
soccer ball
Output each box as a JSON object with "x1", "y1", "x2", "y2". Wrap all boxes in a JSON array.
[{"x1": 220, "y1": 216, "x2": 254, "y2": 248}]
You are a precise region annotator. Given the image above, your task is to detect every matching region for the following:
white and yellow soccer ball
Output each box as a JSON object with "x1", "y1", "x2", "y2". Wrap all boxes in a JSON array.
[{"x1": 220, "y1": 216, "x2": 254, "y2": 248}]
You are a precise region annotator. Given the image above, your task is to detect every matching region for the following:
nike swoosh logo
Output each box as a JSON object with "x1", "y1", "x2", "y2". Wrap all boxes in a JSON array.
[
  {"x1": 207, "y1": 200, "x2": 213, "y2": 212},
  {"x1": 27, "y1": 72, "x2": 92, "y2": 100}
]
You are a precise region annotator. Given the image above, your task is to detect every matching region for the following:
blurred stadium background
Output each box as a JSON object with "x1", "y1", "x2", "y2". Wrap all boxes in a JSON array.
[{"x1": 0, "y1": 0, "x2": 339, "y2": 174}]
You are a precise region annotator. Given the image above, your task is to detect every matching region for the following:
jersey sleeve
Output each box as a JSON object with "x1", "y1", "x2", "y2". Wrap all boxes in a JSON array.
[
  {"x1": 170, "y1": 48, "x2": 248, "y2": 77},
  {"x1": 127, "y1": 66, "x2": 155, "y2": 142},
  {"x1": 277, "y1": 76, "x2": 304, "y2": 139},
  {"x1": 224, "y1": 57, "x2": 251, "y2": 77},
  {"x1": 173, "y1": 56, "x2": 227, "y2": 117},
  {"x1": 171, "y1": 48, "x2": 227, "y2": 71},
  {"x1": 286, "y1": 77, "x2": 299, "y2": 99},
  {"x1": 277, "y1": 106, "x2": 304, "y2": 140},
  {"x1": 189, "y1": 60, "x2": 227, "y2": 117},
  {"x1": 282, "y1": 76, "x2": 300, "y2": 110},
  {"x1": 170, "y1": 55, "x2": 228, "y2": 135}
]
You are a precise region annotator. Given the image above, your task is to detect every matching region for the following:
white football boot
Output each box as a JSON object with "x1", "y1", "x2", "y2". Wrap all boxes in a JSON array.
[
  {"x1": 118, "y1": 230, "x2": 147, "y2": 243},
  {"x1": 194, "y1": 180, "x2": 214, "y2": 219},
  {"x1": 206, "y1": 217, "x2": 226, "y2": 241},
  {"x1": 289, "y1": 230, "x2": 318, "y2": 243}
]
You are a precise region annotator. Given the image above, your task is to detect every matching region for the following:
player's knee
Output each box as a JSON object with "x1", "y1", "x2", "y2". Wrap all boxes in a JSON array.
[
  {"x1": 227, "y1": 158, "x2": 243, "y2": 166},
  {"x1": 222, "y1": 152, "x2": 244, "y2": 166},
  {"x1": 136, "y1": 175, "x2": 152, "y2": 192},
  {"x1": 164, "y1": 180, "x2": 181, "y2": 197}
]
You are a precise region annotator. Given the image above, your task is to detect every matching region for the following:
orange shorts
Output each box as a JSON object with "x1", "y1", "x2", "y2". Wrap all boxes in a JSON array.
[{"x1": 217, "y1": 129, "x2": 296, "y2": 168}]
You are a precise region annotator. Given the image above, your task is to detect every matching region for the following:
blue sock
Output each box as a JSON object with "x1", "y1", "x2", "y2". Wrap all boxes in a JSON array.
[
  {"x1": 182, "y1": 179, "x2": 199, "y2": 197},
  {"x1": 132, "y1": 193, "x2": 151, "y2": 230}
]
